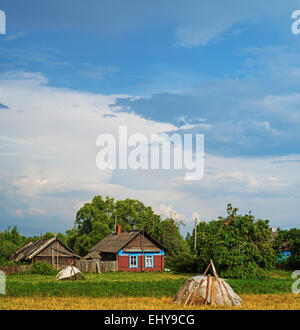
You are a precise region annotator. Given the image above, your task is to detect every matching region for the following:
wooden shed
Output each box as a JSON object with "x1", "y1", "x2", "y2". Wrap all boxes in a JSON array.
[
  {"x1": 10, "y1": 237, "x2": 80, "y2": 270},
  {"x1": 85, "y1": 226, "x2": 165, "y2": 272}
]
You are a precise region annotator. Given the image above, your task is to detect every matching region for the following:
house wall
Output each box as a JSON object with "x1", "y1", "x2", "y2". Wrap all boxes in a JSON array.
[
  {"x1": 33, "y1": 240, "x2": 77, "y2": 270},
  {"x1": 118, "y1": 232, "x2": 164, "y2": 272},
  {"x1": 118, "y1": 249, "x2": 165, "y2": 272},
  {"x1": 33, "y1": 256, "x2": 76, "y2": 270}
]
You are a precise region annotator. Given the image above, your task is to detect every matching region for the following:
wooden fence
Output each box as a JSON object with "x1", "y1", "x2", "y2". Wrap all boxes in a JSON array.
[
  {"x1": 0, "y1": 261, "x2": 118, "y2": 274},
  {"x1": 75, "y1": 260, "x2": 118, "y2": 273},
  {"x1": 0, "y1": 265, "x2": 32, "y2": 275}
]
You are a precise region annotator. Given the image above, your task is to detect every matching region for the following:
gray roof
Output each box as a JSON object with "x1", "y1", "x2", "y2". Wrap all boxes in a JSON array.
[
  {"x1": 84, "y1": 251, "x2": 101, "y2": 260},
  {"x1": 89, "y1": 230, "x2": 163, "y2": 254},
  {"x1": 10, "y1": 237, "x2": 80, "y2": 262}
]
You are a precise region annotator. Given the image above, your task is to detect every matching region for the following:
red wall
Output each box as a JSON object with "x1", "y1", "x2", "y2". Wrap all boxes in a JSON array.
[{"x1": 118, "y1": 254, "x2": 164, "y2": 272}]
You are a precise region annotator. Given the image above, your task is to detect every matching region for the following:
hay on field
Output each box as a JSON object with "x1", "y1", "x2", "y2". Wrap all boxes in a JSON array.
[{"x1": 173, "y1": 260, "x2": 242, "y2": 307}]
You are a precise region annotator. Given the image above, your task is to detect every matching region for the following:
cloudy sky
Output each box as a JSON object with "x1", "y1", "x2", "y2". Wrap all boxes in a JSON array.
[{"x1": 0, "y1": 0, "x2": 300, "y2": 236}]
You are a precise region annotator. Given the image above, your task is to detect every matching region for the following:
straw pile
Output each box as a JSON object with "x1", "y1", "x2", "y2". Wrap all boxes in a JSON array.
[{"x1": 173, "y1": 260, "x2": 242, "y2": 306}]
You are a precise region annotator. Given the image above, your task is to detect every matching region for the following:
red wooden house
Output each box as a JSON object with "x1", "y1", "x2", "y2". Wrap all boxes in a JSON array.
[{"x1": 85, "y1": 226, "x2": 165, "y2": 272}]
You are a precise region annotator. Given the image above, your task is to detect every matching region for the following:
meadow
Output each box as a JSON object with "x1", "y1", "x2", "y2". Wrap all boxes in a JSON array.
[{"x1": 0, "y1": 270, "x2": 299, "y2": 309}]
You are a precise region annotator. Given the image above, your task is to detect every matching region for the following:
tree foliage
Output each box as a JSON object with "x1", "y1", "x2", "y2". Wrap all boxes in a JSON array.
[
  {"x1": 0, "y1": 226, "x2": 26, "y2": 264},
  {"x1": 273, "y1": 228, "x2": 300, "y2": 269},
  {"x1": 155, "y1": 218, "x2": 190, "y2": 269},
  {"x1": 185, "y1": 204, "x2": 276, "y2": 278}
]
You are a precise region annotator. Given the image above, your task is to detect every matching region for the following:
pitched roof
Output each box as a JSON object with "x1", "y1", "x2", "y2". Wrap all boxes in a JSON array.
[
  {"x1": 89, "y1": 230, "x2": 163, "y2": 254},
  {"x1": 10, "y1": 237, "x2": 80, "y2": 262}
]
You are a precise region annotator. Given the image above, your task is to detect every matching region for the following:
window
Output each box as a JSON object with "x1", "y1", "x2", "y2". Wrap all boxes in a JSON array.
[
  {"x1": 145, "y1": 255, "x2": 153, "y2": 268},
  {"x1": 130, "y1": 255, "x2": 138, "y2": 268}
]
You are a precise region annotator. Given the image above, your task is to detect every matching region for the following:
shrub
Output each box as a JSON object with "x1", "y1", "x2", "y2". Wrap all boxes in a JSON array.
[
  {"x1": 220, "y1": 262, "x2": 267, "y2": 279},
  {"x1": 31, "y1": 261, "x2": 57, "y2": 275}
]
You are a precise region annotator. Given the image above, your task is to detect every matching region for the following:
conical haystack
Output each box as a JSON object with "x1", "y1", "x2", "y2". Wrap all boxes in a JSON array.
[
  {"x1": 55, "y1": 265, "x2": 85, "y2": 281},
  {"x1": 173, "y1": 260, "x2": 242, "y2": 306}
]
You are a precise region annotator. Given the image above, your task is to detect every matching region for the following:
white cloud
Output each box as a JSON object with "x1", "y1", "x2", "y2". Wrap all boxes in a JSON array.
[
  {"x1": 0, "y1": 71, "x2": 179, "y2": 229},
  {"x1": 0, "y1": 71, "x2": 299, "y2": 235},
  {"x1": 156, "y1": 204, "x2": 187, "y2": 222}
]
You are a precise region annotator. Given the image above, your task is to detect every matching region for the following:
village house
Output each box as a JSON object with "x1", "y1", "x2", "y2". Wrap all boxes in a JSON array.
[
  {"x1": 10, "y1": 237, "x2": 80, "y2": 270},
  {"x1": 85, "y1": 226, "x2": 165, "y2": 272}
]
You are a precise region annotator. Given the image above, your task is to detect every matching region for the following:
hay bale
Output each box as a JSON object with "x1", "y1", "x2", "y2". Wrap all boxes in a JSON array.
[{"x1": 173, "y1": 260, "x2": 242, "y2": 307}]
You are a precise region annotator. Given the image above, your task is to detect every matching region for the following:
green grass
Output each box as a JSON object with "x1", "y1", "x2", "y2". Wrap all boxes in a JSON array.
[{"x1": 1, "y1": 270, "x2": 294, "y2": 298}]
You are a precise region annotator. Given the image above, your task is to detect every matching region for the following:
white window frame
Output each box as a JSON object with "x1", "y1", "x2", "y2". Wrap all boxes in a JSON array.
[
  {"x1": 130, "y1": 255, "x2": 138, "y2": 268},
  {"x1": 145, "y1": 255, "x2": 153, "y2": 268}
]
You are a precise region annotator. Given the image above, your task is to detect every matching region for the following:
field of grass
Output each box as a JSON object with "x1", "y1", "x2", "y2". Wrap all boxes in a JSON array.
[
  {"x1": 0, "y1": 270, "x2": 298, "y2": 310},
  {"x1": 1, "y1": 270, "x2": 295, "y2": 298}
]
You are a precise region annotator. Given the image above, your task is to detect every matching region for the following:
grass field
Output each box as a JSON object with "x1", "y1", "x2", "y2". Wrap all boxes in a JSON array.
[{"x1": 0, "y1": 270, "x2": 299, "y2": 310}]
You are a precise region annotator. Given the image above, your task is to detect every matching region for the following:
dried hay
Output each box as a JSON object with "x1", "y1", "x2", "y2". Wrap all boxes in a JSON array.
[{"x1": 173, "y1": 260, "x2": 242, "y2": 306}]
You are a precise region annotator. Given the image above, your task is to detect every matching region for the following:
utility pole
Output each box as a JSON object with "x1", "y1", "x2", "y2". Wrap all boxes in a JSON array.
[
  {"x1": 115, "y1": 214, "x2": 117, "y2": 232},
  {"x1": 194, "y1": 218, "x2": 197, "y2": 251}
]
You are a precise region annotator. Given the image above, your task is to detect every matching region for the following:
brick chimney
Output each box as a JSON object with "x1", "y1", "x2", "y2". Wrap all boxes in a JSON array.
[{"x1": 117, "y1": 225, "x2": 122, "y2": 235}]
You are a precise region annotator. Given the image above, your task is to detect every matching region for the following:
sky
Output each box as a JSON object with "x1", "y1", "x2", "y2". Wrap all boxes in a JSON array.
[{"x1": 0, "y1": 0, "x2": 300, "y2": 237}]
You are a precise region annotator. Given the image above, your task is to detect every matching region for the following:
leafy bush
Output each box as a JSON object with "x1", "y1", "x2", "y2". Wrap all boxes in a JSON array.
[
  {"x1": 185, "y1": 204, "x2": 277, "y2": 278},
  {"x1": 167, "y1": 253, "x2": 198, "y2": 273},
  {"x1": 31, "y1": 261, "x2": 57, "y2": 275},
  {"x1": 221, "y1": 262, "x2": 267, "y2": 279}
]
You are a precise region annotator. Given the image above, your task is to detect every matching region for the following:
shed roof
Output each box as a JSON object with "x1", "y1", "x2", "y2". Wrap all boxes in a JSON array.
[
  {"x1": 89, "y1": 230, "x2": 163, "y2": 254},
  {"x1": 84, "y1": 250, "x2": 101, "y2": 260},
  {"x1": 10, "y1": 237, "x2": 80, "y2": 262}
]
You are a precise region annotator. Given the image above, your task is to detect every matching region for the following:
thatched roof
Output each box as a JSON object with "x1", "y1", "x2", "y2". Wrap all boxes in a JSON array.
[
  {"x1": 89, "y1": 230, "x2": 163, "y2": 254},
  {"x1": 10, "y1": 237, "x2": 80, "y2": 262}
]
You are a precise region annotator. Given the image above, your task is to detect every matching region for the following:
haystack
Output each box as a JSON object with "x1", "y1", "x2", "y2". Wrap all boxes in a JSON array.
[
  {"x1": 55, "y1": 265, "x2": 85, "y2": 281},
  {"x1": 173, "y1": 260, "x2": 242, "y2": 306}
]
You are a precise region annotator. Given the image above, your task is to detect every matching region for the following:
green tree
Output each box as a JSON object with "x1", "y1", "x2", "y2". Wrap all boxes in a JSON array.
[
  {"x1": 155, "y1": 218, "x2": 191, "y2": 270},
  {"x1": 0, "y1": 226, "x2": 25, "y2": 264},
  {"x1": 186, "y1": 204, "x2": 276, "y2": 278},
  {"x1": 273, "y1": 228, "x2": 300, "y2": 269},
  {"x1": 41, "y1": 232, "x2": 67, "y2": 242}
]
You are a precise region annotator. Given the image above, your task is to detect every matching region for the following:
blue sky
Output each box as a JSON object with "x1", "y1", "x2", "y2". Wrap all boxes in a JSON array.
[{"x1": 0, "y1": 0, "x2": 300, "y2": 237}]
